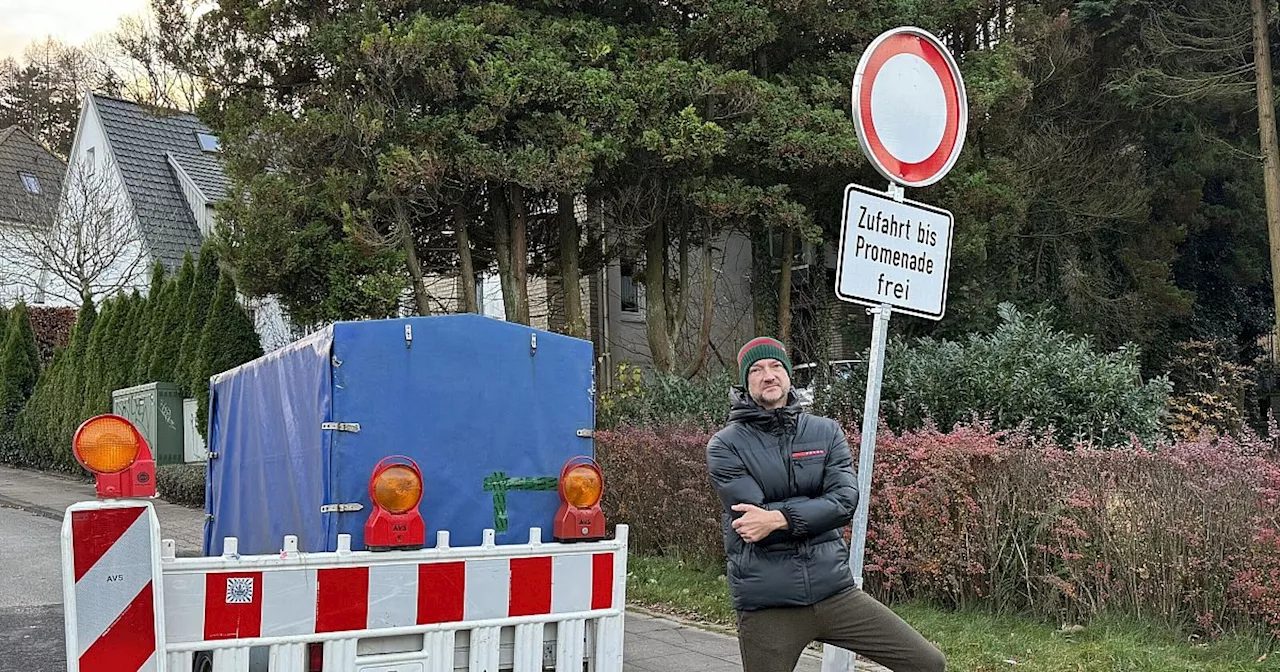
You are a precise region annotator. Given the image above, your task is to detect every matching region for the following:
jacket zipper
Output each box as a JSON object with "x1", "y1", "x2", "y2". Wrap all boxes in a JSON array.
[{"x1": 779, "y1": 418, "x2": 812, "y2": 600}]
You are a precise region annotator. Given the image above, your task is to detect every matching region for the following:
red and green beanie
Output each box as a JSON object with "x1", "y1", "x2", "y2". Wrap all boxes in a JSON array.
[{"x1": 737, "y1": 337, "x2": 792, "y2": 385}]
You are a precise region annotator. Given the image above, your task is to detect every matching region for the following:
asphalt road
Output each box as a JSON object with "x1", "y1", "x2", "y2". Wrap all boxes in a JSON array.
[{"x1": 0, "y1": 504, "x2": 66, "y2": 672}]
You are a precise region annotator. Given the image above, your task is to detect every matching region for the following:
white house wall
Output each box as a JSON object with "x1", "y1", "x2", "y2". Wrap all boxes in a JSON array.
[
  {"x1": 0, "y1": 222, "x2": 48, "y2": 305},
  {"x1": 39, "y1": 97, "x2": 153, "y2": 307},
  {"x1": 602, "y1": 230, "x2": 755, "y2": 375}
]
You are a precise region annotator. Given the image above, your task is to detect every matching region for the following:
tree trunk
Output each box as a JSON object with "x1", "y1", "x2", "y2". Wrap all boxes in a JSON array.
[
  {"x1": 395, "y1": 200, "x2": 430, "y2": 316},
  {"x1": 558, "y1": 192, "x2": 587, "y2": 339},
  {"x1": 644, "y1": 221, "x2": 676, "y2": 372},
  {"x1": 455, "y1": 204, "x2": 478, "y2": 314},
  {"x1": 682, "y1": 221, "x2": 715, "y2": 378},
  {"x1": 508, "y1": 184, "x2": 530, "y2": 325},
  {"x1": 673, "y1": 211, "x2": 688, "y2": 340},
  {"x1": 1253, "y1": 0, "x2": 1280, "y2": 352},
  {"x1": 490, "y1": 184, "x2": 516, "y2": 322},
  {"x1": 777, "y1": 227, "x2": 793, "y2": 344}
]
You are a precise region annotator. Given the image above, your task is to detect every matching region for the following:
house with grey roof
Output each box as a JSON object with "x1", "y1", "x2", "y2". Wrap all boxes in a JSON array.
[
  {"x1": 0, "y1": 126, "x2": 67, "y2": 305},
  {"x1": 49, "y1": 93, "x2": 294, "y2": 349}
]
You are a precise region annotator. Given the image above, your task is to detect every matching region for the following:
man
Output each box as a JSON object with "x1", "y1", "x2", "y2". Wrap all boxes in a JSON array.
[{"x1": 706, "y1": 336, "x2": 945, "y2": 672}]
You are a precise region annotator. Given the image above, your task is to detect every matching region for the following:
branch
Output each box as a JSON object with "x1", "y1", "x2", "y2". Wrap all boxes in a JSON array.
[{"x1": 0, "y1": 156, "x2": 149, "y2": 305}]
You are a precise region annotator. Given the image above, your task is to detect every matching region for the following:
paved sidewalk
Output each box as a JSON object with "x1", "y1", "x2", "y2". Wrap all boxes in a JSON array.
[{"x1": 0, "y1": 463, "x2": 893, "y2": 671}]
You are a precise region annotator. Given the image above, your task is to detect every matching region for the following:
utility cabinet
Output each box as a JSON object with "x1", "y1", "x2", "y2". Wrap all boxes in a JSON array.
[{"x1": 111, "y1": 382, "x2": 185, "y2": 466}]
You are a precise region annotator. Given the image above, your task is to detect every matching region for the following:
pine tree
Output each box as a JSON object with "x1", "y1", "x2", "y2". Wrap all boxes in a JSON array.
[
  {"x1": 195, "y1": 272, "x2": 263, "y2": 432},
  {"x1": 0, "y1": 302, "x2": 41, "y2": 433}
]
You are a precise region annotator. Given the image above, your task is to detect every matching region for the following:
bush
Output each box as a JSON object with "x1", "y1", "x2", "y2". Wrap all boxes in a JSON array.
[
  {"x1": 815, "y1": 303, "x2": 1171, "y2": 447},
  {"x1": 595, "y1": 420, "x2": 1280, "y2": 639},
  {"x1": 597, "y1": 363, "x2": 735, "y2": 430},
  {"x1": 26, "y1": 305, "x2": 76, "y2": 365},
  {"x1": 1164, "y1": 339, "x2": 1255, "y2": 439},
  {"x1": 0, "y1": 302, "x2": 41, "y2": 432},
  {"x1": 596, "y1": 424, "x2": 724, "y2": 561},
  {"x1": 157, "y1": 464, "x2": 206, "y2": 508}
]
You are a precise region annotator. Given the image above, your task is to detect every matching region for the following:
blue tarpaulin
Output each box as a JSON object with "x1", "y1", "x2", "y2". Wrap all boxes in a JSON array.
[{"x1": 204, "y1": 314, "x2": 596, "y2": 557}]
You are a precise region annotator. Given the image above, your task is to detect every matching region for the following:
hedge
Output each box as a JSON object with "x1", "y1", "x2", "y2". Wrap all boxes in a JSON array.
[
  {"x1": 4, "y1": 241, "x2": 262, "y2": 472},
  {"x1": 157, "y1": 464, "x2": 206, "y2": 508},
  {"x1": 596, "y1": 421, "x2": 1280, "y2": 639}
]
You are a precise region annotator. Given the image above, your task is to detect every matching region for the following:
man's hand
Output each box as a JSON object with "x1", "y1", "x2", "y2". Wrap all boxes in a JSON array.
[{"x1": 731, "y1": 503, "x2": 788, "y2": 543}]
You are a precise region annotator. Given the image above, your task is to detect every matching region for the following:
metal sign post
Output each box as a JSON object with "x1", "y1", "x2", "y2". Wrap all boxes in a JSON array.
[
  {"x1": 823, "y1": 24, "x2": 965, "y2": 672},
  {"x1": 849, "y1": 302, "x2": 891, "y2": 591}
]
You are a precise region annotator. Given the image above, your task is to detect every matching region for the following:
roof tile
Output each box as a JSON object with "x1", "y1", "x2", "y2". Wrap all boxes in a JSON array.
[{"x1": 93, "y1": 94, "x2": 229, "y2": 270}]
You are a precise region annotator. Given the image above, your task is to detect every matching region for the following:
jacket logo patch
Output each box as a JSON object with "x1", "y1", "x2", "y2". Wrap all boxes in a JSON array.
[{"x1": 791, "y1": 450, "x2": 825, "y2": 459}]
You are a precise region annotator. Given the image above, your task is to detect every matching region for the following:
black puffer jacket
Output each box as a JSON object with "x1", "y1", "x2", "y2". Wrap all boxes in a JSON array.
[{"x1": 706, "y1": 387, "x2": 858, "y2": 611}]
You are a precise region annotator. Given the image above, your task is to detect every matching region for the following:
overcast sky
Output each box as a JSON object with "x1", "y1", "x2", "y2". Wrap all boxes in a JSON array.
[{"x1": 0, "y1": 0, "x2": 147, "y2": 59}]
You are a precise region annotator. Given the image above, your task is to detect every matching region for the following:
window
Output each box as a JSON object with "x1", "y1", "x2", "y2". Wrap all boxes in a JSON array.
[
  {"x1": 196, "y1": 132, "x2": 220, "y2": 152},
  {"x1": 19, "y1": 172, "x2": 39, "y2": 194}
]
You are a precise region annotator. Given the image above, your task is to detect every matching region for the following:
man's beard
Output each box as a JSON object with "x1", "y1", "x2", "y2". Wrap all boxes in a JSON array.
[{"x1": 753, "y1": 386, "x2": 786, "y2": 406}]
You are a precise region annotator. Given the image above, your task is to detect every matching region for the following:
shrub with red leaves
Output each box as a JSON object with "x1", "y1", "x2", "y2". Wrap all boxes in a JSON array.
[
  {"x1": 25, "y1": 306, "x2": 76, "y2": 365},
  {"x1": 597, "y1": 420, "x2": 1280, "y2": 637}
]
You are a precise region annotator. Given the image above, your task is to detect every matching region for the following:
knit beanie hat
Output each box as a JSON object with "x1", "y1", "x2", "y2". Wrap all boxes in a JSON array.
[{"x1": 737, "y1": 336, "x2": 792, "y2": 386}]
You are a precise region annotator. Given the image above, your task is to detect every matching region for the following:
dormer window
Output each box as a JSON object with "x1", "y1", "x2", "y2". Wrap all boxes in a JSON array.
[
  {"x1": 195, "y1": 132, "x2": 220, "y2": 152},
  {"x1": 19, "y1": 172, "x2": 39, "y2": 194}
]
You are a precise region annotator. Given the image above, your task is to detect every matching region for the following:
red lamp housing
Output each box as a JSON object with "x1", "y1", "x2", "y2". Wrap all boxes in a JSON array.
[
  {"x1": 73, "y1": 414, "x2": 156, "y2": 500},
  {"x1": 553, "y1": 456, "x2": 606, "y2": 542},
  {"x1": 364, "y1": 456, "x2": 425, "y2": 551}
]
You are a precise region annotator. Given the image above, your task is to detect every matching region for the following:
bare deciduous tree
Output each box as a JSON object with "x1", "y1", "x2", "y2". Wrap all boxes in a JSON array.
[
  {"x1": 0, "y1": 156, "x2": 149, "y2": 306},
  {"x1": 84, "y1": 10, "x2": 203, "y2": 113}
]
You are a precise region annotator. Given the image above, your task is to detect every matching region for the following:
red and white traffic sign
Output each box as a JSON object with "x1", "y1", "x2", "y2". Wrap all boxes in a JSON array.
[{"x1": 852, "y1": 27, "x2": 967, "y2": 188}]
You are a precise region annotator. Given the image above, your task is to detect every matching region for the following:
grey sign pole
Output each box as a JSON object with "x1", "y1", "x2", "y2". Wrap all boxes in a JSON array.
[
  {"x1": 821, "y1": 302, "x2": 892, "y2": 672},
  {"x1": 850, "y1": 302, "x2": 891, "y2": 588}
]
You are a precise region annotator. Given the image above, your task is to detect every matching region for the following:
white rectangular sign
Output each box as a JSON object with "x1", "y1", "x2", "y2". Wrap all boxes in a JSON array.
[{"x1": 835, "y1": 183, "x2": 954, "y2": 320}]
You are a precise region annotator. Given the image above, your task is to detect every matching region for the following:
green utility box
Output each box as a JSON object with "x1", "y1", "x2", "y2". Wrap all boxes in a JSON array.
[{"x1": 112, "y1": 382, "x2": 185, "y2": 466}]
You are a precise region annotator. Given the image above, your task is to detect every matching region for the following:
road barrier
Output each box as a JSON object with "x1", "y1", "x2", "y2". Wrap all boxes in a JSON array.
[{"x1": 61, "y1": 499, "x2": 629, "y2": 672}]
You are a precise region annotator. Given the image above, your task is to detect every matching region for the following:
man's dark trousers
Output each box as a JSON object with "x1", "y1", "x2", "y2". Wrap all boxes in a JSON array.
[{"x1": 736, "y1": 586, "x2": 946, "y2": 672}]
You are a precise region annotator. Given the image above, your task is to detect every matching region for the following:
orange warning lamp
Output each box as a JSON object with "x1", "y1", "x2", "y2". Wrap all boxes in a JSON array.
[
  {"x1": 73, "y1": 414, "x2": 156, "y2": 500},
  {"x1": 364, "y1": 456, "x2": 425, "y2": 551},
  {"x1": 553, "y1": 456, "x2": 606, "y2": 542}
]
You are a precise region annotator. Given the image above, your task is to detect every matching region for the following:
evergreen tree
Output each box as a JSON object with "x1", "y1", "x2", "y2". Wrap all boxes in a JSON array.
[
  {"x1": 176, "y1": 246, "x2": 219, "y2": 398},
  {"x1": 79, "y1": 299, "x2": 119, "y2": 419},
  {"x1": 147, "y1": 253, "x2": 195, "y2": 383},
  {"x1": 195, "y1": 272, "x2": 263, "y2": 432},
  {"x1": 0, "y1": 304, "x2": 10, "y2": 353},
  {"x1": 131, "y1": 262, "x2": 167, "y2": 385},
  {"x1": 55, "y1": 300, "x2": 97, "y2": 469},
  {"x1": 114, "y1": 290, "x2": 145, "y2": 389},
  {"x1": 0, "y1": 302, "x2": 41, "y2": 433}
]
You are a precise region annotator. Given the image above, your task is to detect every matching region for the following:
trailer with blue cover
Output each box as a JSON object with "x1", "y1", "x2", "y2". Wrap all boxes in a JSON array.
[{"x1": 201, "y1": 313, "x2": 601, "y2": 557}]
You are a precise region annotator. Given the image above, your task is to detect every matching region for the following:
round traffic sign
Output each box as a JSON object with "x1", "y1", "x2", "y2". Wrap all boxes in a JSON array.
[{"x1": 852, "y1": 27, "x2": 967, "y2": 188}]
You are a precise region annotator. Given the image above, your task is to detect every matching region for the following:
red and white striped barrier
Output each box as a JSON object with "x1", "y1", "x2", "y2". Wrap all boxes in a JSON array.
[
  {"x1": 61, "y1": 500, "x2": 166, "y2": 672},
  {"x1": 62, "y1": 501, "x2": 629, "y2": 672}
]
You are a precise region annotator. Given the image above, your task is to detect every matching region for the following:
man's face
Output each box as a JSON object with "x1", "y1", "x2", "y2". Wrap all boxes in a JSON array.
[{"x1": 747, "y1": 358, "x2": 790, "y2": 409}]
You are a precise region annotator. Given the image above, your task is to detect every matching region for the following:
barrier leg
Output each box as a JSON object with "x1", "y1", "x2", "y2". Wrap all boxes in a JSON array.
[
  {"x1": 514, "y1": 623, "x2": 543, "y2": 671},
  {"x1": 212, "y1": 648, "x2": 249, "y2": 671},
  {"x1": 322, "y1": 639, "x2": 356, "y2": 672},
  {"x1": 269, "y1": 642, "x2": 308, "y2": 672},
  {"x1": 556, "y1": 618, "x2": 586, "y2": 672},
  {"x1": 469, "y1": 626, "x2": 501, "y2": 672},
  {"x1": 591, "y1": 615, "x2": 624, "y2": 672},
  {"x1": 425, "y1": 630, "x2": 455, "y2": 672}
]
